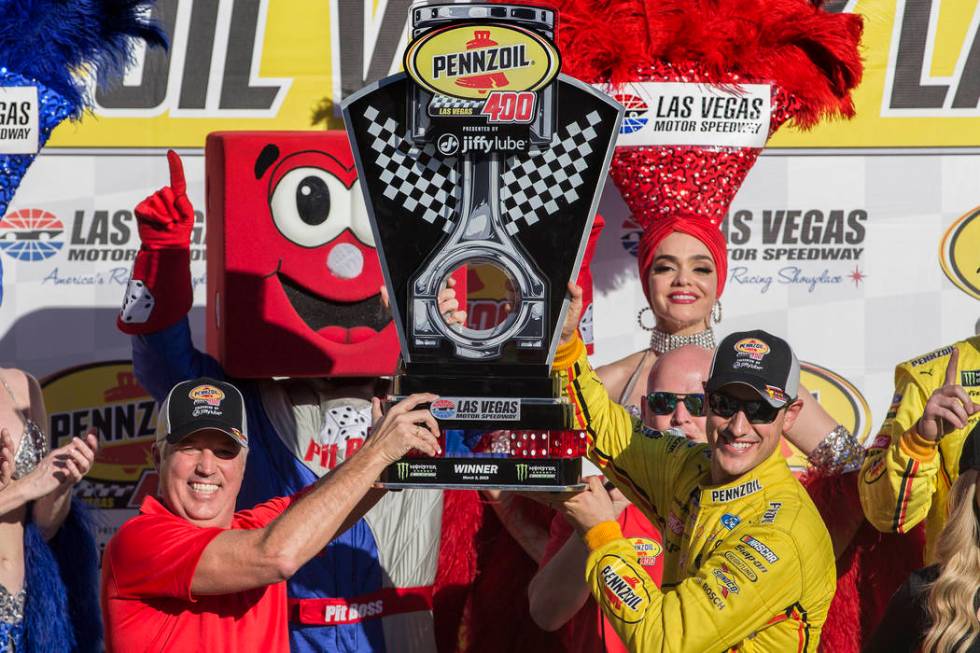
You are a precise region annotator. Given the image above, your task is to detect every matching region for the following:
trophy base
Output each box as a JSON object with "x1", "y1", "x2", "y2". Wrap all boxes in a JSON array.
[
  {"x1": 376, "y1": 456, "x2": 583, "y2": 490},
  {"x1": 386, "y1": 395, "x2": 571, "y2": 429}
]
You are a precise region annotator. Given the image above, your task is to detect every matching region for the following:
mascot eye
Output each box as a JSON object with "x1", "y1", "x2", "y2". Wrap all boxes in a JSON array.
[
  {"x1": 295, "y1": 176, "x2": 330, "y2": 226},
  {"x1": 270, "y1": 167, "x2": 351, "y2": 247}
]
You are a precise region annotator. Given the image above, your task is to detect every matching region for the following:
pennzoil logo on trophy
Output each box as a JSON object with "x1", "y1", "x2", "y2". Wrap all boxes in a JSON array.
[{"x1": 405, "y1": 23, "x2": 560, "y2": 114}]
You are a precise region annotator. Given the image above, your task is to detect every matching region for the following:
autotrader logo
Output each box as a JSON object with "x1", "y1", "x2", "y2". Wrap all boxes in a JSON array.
[
  {"x1": 396, "y1": 462, "x2": 410, "y2": 480},
  {"x1": 516, "y1": 463, "x2": 528, "y2": 482},
  {"x1": 0, "y1": 208, "x2": 64, "y2": 261}
]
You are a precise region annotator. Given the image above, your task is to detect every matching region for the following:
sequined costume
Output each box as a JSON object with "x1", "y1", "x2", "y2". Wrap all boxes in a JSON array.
[{"x1": 0, "y1": 375, "x2": 102, "y2": 653}]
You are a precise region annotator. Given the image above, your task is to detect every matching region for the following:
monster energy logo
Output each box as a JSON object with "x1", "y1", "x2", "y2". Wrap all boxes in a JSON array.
[
  {"x1": 396, "y1": 462, "x2": 411, "y2": 480},
  {"x1": 962, "y1": 370, "x2": 980, "y2": 386},
  {"x1": 516, "y1": 464, "x2": 529, "y2": 482}
]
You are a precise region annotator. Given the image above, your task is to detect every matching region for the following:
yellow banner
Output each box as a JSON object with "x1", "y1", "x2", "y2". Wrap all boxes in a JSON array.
[{"x1": 46, "y1": 0, "x2": 980, "y2": 149}]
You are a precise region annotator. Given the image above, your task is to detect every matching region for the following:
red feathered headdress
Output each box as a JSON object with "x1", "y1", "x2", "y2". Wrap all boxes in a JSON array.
[{"x1": 555, "y1": 0, "x2": 863, "y2": 296}]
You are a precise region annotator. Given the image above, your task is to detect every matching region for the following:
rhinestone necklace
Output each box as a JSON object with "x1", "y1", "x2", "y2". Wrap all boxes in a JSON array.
[{"x1": 649, "y1": 327, "x2": 715, "y2": 355}]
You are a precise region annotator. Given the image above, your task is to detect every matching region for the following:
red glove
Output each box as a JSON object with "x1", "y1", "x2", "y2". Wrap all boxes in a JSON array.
[
  {"x1": 133, "y1": 150, "x2": 196, "y2": 249},
  {"x1": 117, "y1": 150, "x2": 195, "y2": 334}
]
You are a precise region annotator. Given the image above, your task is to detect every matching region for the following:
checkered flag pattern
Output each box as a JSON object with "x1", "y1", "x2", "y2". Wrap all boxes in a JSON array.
[
  {"x1": 429, "y1": 95, "x2": 484, "y2": 111},
  {"x1": 364, "y1": 105, "x2": 461, "y2": 231},
  {"x1": 75, "y1": 480, "x2": 130, "y2": 499},
  {"x1": 499, "y1": 110, "x2": 603, "y2": 235}
]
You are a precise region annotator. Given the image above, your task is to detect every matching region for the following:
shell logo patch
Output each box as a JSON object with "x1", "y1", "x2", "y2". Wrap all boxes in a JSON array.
[{"x1": 734, "y1": 338, "x2": 770, "y2": 360}]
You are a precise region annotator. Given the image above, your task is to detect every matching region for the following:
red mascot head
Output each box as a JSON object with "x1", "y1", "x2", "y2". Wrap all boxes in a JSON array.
[{"x1": 206, "y1": 131, "x2": 398, "y2": 378}]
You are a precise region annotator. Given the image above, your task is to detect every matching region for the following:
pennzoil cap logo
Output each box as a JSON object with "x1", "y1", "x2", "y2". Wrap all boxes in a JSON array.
[
  {"x1": 189, "y1": 384, "x2": 225, "y2": 407},
  {"x1": 734, "y1": 338, "x2": 770, "y2": 361},
  {"x1": 404, "y1": 24, "x2": 560, "y2": 100}
]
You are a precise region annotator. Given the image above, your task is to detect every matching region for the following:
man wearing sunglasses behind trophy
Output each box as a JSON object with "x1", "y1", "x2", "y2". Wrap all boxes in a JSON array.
[{"x1": 549, "y1": 284, "x2": 835, "y2": 652}]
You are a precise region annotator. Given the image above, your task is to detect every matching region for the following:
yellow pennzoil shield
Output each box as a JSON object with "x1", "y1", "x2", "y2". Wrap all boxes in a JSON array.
[
  {"x1": 939, "y1": 206, "x2": 980, "y2": 300},
  {"x1": 596, "y1": 554, "x2": 651, "y2": 623},
  {"x1": 404, "y1": 23, "x2": 560, "y2": 100},
  {"x1": 42, "y1": 362, "x2": 158, "y2": 508}
]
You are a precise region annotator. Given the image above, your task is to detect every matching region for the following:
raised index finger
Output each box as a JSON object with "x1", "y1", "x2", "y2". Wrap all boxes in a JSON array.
[
  {"x1": 943, "y1": 348, "x2": 960, "y2": 387},
  {"x1": 167, "y1": 150, "x2": 187, "y2": 196}
]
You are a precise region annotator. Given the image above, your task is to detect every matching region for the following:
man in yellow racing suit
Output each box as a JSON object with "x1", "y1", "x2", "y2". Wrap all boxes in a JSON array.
[
  {"x1": 859, "y1": 336, "x2": 980, "y2": 563},
  {"x1": 550, "y1": 292, "x2": 835, "y2": 652}
]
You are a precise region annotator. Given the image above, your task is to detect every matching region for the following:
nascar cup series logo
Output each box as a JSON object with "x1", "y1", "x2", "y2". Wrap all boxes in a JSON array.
[
  {"x1": 939, "y1": 205, "x2": 980, "y2": 300},
  {"x1": 404, "y1": 24, "x2": 560, "y2": 100}
]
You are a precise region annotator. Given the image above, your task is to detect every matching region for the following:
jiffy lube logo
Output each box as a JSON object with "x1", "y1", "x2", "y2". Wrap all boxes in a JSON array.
[
  {"x1": 404, "y1": 24, "x2": 560, "y2": 100},
  {"x1": 734, "y1": 338, "x2": 770, "y2": 360},
  {"x1": 939, "y1": 205, "x2": 980, "y2": 300}
]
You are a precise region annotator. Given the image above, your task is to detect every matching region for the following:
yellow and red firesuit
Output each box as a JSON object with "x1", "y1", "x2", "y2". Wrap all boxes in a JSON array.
[
  {"x1": 859, "y1": 336, "x2": 980, "y2": 563},
  {"x1": 552, "y1": 336, "x2": 836, "y2": 652}
]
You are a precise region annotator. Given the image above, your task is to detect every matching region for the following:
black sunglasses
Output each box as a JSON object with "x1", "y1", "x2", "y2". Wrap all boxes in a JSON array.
[
  {"x1": 646, "y1": 392, "x2": 705, "y2": 417},
  {"x1": 707, "y1": 392, "x2": 785, "y2": 424}
]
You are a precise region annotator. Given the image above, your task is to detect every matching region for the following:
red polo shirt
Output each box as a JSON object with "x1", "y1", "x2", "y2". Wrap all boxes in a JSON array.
[{"x1": 101, "y1": 494, "x2": 295, "y2": 653}]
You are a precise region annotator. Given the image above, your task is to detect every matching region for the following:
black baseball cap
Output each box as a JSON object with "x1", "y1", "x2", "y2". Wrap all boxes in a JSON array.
[
  {"x1": 156, "y1": 378, "x2": 248, "y2": 448},
  {"x1": 959, "y1": 420, "x2": 980, "y2": 475},
  {"x1": 705, "y1": 330, "x2": 800, "y2": 408}
]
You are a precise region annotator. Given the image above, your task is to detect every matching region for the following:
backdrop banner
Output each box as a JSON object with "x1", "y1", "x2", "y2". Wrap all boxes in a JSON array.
[{"x1": 0, "y1": 0, "x2": 974, "y2": 543}]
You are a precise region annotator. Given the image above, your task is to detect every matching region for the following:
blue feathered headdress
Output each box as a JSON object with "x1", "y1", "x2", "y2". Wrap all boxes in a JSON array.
[{"x1": 0, "y1": 0, "x2": 168, "y2": 216}]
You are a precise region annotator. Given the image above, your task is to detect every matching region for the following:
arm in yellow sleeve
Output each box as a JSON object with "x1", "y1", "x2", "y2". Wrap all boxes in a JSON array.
[
  {"x1": 584, "y1": 521, "x2": 806, "y2": 652},
  {"x1": 859, "y1": 366, "x2": 940, "y2": 534},
  {"x1": 553, "y1": 336, "x2": 707, "y2": 524}
]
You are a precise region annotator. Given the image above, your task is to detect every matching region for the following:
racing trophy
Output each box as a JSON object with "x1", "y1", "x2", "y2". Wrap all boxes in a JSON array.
[{"x1": 343, "y1": 1, "x2": 622, "y2": 489}]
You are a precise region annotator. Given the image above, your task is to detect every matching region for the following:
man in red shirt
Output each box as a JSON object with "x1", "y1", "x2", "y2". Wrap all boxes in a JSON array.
[{"x1": 101, "y1": 377, "x2": 440, "y2": 652}]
